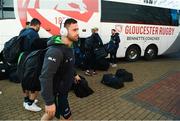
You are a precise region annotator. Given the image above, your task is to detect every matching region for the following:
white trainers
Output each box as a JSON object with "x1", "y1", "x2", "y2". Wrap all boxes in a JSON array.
[
  {"x1": 112, "y1": 64, "x2": 117, "y2": 67},
  {"x1": 23, "y1": 102, "x2": 27, "y2": 107},
  {"x1": 25, "y1": 103, "x2": 41, "y2": 112},
  {"x1": 23, "y1": 99, "x2": 38, "y2": 107},
  {"x1": 34, "y1": 99, "x2": 38, "y2": 104}
]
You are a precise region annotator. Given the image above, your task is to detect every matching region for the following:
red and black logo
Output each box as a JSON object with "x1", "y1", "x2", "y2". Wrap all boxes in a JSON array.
[{"x1": 17, "y1": 0, "x2": 98, "y2": 35}]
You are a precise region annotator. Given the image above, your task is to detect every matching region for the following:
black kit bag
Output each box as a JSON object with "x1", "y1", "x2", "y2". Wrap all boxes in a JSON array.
[
  {"x1": 3, "y1": 36, "x2": 25, "y2": 64},
  {"x1": 93, "y1": 47, "x2": 108, "y2": 60},
  {"x1": 101, "y1": 74, "x2": 124, "y2": 89},
  {"x1": 95, "y1": 58, "x2": 110, "y2": 71},
  {"x1": 72, "y1": 76, "x2": 94, "y2": 98},
  {"x1": 8, "y1": 65, "x2": 19, "y2": 83},
  {"x1": 0, "y1": 63, "x2": 8, "y2": 80},
  {"x1": 84, "y1": 36, "x2": 93, "y2": 50},
  {"x1": 115, "y1": 69, "x2": 133, "y2": 82}
]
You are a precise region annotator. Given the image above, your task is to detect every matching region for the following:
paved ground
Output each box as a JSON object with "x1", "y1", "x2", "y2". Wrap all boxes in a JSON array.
[{"x1": 0, "y1": 54, "x2": 180, "y2": 120}]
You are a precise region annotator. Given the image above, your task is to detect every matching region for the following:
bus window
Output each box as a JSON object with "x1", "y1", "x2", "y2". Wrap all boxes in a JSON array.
[
  {"x1": 101, "y1": 0, "x2": 178, "y2": 26},
  {"x1": 170, "y1": 9, "x2": 178, "y2": 26},
  {"x1": 179, "y1": 10, "x2": 180, "y2": 25},
  {"x1": 0, "y1": 0, "x2": 15, "y2": 19},
  {"x1": 0, "y1": 0, "x2": 2, "y2": 19}
]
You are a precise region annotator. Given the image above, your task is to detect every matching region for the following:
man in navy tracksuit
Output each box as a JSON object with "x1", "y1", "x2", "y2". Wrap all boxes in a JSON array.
[
  {"x1": 109, "y1": 29, "x2": 120, "y2": 67},
  {"x1": 40, "y1": 18, "x2": 80, "y2": 120},
  {"x1": 19, "y1": 18, "x2": 43, "y2": 112}
]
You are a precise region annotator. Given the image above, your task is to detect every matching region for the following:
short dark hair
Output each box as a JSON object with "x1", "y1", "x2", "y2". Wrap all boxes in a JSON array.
[
  {"x1": 112, "y1": 29, "x2": 116, "y2": 32},
  {"x1": 30, "y1": 18, "x2": 41, "y2": 26},
  {"x1": 64, "y1": 18, "x2": 77, "y2": 28},
  {"x1": 26, "y1": 22, "x2": 30, "y2": 26}
]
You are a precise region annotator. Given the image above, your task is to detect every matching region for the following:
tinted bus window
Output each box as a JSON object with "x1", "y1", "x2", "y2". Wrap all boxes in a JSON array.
[
  {"x1": 0, "y1": 0, "x2": 15, "y2": 19},
  {"x1": 179, "y1": 10, "x2": 180, "y2": 25},
  {"x1": 0, "y1": 0, "x2": 2, "y2": 19},
  {"x1": 101, "y1": 0, "x2": 178, "y2": 26}
]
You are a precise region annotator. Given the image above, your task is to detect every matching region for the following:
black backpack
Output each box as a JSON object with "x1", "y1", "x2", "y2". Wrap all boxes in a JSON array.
[
  {"x1": 101, "y1": 74, "x2": 124, "y2": 89},
  {"x1": 84, "y1": 36, "x2": 93, "y2": 50},
  {"x1": 0, "y1": 63, "x2": 8, "y2": 80},
  {"x1": 8, "y1": 65, "x2": 19, "y2": 83},
  {"x1": 115, "y1": 69, "x2": 133, "y2": 82},
  {"x1": 72, "y1": 76, "x2": 94, "y2": 98},
  {"x1": 106, "y1": 41, "x2": 116, "y2": 53},
  {"x1": 3, "y1": 36, "x2": 24, "y2": 64},
  {"x1": 19, "y1": 49, "x2": 47, "y2": 91},
  {"x1": 18, "y1": 44, "x2": 66, "y2": 91}
]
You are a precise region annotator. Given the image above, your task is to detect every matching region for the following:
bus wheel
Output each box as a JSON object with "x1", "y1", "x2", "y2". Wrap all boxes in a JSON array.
[
  {"x1": 144, "y1": 45, "x2": 157, "y2": 60},
  {"x1": 126, "y1": 46, "x2": 140, "y2": 62}
]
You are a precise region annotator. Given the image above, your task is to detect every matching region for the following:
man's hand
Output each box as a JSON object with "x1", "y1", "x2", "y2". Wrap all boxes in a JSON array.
[
  {"x1": 74, "y1": 74, "x2": 81, "y2": 84},
  {"x1": 45, "y1": 104, "x2": 56, "y2": 117}
]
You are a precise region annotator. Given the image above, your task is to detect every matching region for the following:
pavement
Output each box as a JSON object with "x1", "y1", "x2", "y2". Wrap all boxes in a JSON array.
[{"x1": 0, "y1": 54, "x2": 180, "y2": 120}]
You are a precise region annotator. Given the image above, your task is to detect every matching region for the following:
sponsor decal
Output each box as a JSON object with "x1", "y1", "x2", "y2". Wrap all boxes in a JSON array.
[
  {"x1": 17, "y1": 0, "x2": 98, "y2": 35},
  {"x1": 125, "y1": 25, "x2": 175, "y2": 35},
  {"x1": 115, "y1": 25, "x2": 123, "y2": 33}
]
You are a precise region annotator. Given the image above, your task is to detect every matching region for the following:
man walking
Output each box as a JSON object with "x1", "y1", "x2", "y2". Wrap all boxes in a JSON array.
[{"x1": 40, "y1": 18, "x2": 80, "y2": 120}]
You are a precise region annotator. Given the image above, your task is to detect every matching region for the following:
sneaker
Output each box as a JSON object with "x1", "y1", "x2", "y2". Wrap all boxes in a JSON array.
[
  {"x1": 112, "y1": 64, "x2": 117, "y2": 67},
  {"x1": 25, "y1": 103, "x2": 41, "y2": 112},
  {"x1": 23, "y1": 99, "x2": 38, "y2": 107},
  {"x1": 92, "y1": 71, "x2": 97, "y2": 75},
  {"x1": 34, "y1": 99, "x2": 38, "y2": 104},
  {"x1": 23, "y1": 102, "x2": 27, "y2": 107},
  {"x1": 84, "y1": 70, "x2": 92, "y2": 76}
]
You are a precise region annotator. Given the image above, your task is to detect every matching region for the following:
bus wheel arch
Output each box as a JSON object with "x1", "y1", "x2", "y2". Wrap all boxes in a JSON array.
[
  {"x1": 144, "y1": 44, "x2": 158, "y2": 61},
  {"x1": 125, "y1": 44, "x2": 141, "y2": 62}
]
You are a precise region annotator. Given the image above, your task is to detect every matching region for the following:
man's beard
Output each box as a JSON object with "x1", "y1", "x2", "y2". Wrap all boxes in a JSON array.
[{"x1": 68, "y1": 35, "x2": 78, "y2": 42}]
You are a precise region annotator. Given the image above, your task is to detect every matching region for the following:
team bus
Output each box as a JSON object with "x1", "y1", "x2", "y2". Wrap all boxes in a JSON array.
[{"x1": 0, "y1": 0, "x2": 180, "y2": 61}]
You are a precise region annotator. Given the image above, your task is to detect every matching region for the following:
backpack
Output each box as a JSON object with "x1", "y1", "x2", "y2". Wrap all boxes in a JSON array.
[
  {"x1": 72, "y1": 75, "x2": 94, "y2": 98},
  {"x1": 84, "y1": 36, "x2": 93, "y2": 50},
  {"x1": 8, "y1": 65, "x2": 19, "y2": 83},
  {"x1": 3, "y1": 36, "x2": 24, "y2": 64},
  {"x1": 20, "y1": 49, "x2": 47, "y2": 91},
  {"x1": 101, "y1": 74, "x2": 124, "y2": 89},
  {"x1": 19, "y1": 44, "x2": 66, "y2": 91},
  {"x1": 106, "y1": 41, "x2": 117, "y2": 53},
  {"x1": 0, "y1": 63, "x2": 8, "y2": 80},
  {"x1": 93, "y1": 46, "x2": 108, "y2": 60},
  {"x1": 115, "y1": 69, "x2": 133, "y2": 82}
]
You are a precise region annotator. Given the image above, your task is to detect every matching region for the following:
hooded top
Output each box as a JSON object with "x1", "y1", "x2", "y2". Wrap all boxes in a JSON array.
[
  {"x1": 39, "y1": 36, "x2": 75, "y2": 105},
  {"x1": 20, "y1": 28, "x2": 40, "y2": 52},
  {"x1": 110, "y1": 33, "x2": 120, "y2": 47}
]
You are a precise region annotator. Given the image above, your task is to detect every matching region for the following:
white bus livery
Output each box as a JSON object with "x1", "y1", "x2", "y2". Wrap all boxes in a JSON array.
[{"x1": 0, "y1": 0, "x2": 180, "y2": 61}]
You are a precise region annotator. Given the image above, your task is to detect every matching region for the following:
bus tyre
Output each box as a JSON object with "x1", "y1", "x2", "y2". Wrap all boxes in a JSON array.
[
  {"x1": 126, "y1": 46, "x2": 140, "y2": 62},
  {"x1": 144, "y1": 46, "x2": 157, "y2": 61}
]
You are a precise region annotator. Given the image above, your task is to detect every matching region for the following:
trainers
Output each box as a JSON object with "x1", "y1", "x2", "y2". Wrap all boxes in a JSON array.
[
  {"x1": 23, "y1": 102, "x2": 27, "y2": 107},
  {"x1": 92, "y1": 71, "x2": 97, "y2": 75},
  {"x1": 34, "y1": 99, "x2": 38, "y2": 104},
  {"x1": 23, "y1": 99, "x2": 38, "y2": 107},
  {"x1": 112, "y1": 64, "x2": 117, "y2": 67},
  {"x1": 25, "y1": 103, "x2": 41, "y2": 112},
  {"x1": 84, "y1": 70, "x2": 92, "y2": 76}
]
